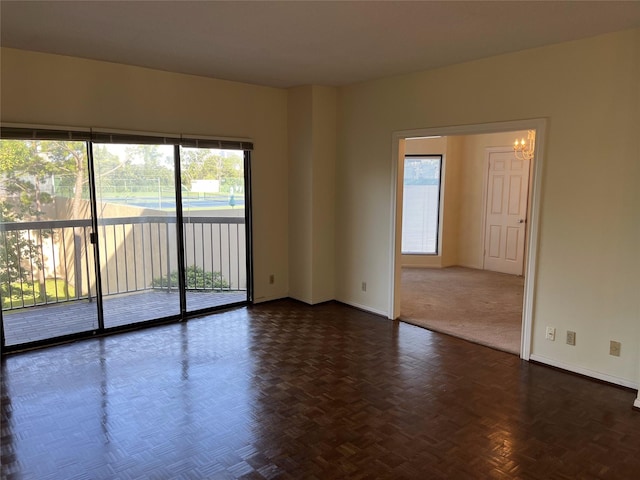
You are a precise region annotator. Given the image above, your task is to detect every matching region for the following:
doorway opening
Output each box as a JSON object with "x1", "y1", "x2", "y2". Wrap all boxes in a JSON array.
[{"x1": 390, "y1": 120, "x2": 545, "y2": 359}]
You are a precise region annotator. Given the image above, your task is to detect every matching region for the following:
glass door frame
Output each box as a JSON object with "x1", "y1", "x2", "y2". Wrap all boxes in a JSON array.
[
  {"x1": 174, "y1": 144, "x2": 187, "y2": 316},
  {"x1": 243, "y1": 150, "x2": 254, "y2": 304},
  {"x1": 0, "y1": 135, "x2": 101, "y2": 350},
  {"x1": 177, "y1": 146, "x2": 253, "y2": 315},
  {"x1": 87, "y1": 141, "x2": 105, "y2": 332},
  {"x1": 92, "y1": 142, "x2": 183, "y2": 329}
]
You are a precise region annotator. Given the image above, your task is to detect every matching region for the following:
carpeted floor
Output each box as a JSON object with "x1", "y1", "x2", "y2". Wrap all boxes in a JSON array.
[{"x1": 400, "y1": 266, "x2": 524, "y2": 354}]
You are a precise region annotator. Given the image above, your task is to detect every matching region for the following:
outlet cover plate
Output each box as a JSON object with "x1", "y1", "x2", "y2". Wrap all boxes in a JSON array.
[
  {"x1": 545, "y1": 327, "x2": 556, "y2": 341},
  {"x1": 610, "y1": 340, "x2": 621, "y2": 357},
  {"x1": 566, "y1": 331, "x2": 576, "y2": 346}
]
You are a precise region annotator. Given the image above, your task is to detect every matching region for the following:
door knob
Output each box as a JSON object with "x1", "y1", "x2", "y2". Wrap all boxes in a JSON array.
[{"x1": 518, "y1": 219, "x2": 526, "y2": 224}]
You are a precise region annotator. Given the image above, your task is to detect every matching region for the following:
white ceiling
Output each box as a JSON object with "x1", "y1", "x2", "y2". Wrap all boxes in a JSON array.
[{"x1": 2, "y1": 1, "x2": 640, "y2": 88}]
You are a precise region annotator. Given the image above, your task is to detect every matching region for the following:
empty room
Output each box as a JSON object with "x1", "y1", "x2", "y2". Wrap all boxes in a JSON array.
[{"x1": 1, "y1": 2, "x2": 639, "y2": 479}]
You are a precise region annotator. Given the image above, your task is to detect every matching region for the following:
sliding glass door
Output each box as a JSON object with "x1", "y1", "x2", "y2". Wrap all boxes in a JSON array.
[
  {"x1": 1, "y1": 127, "x2": 253, "y2": 351},
  {"x1": 93, "y1": 143, "x2": 181, "y2": 328},
  {"x1": 0, "y1": 138, "x2": 99, "y2": 346},
  {"x1": 179, "y1": 147, "x2": 248, "y2": 312}
]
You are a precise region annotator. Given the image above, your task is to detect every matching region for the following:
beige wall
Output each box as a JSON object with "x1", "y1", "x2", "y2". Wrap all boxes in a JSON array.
[
  {"x1": 288, "y1": 86, "x2": 314, "y2": 301},
  {"x1": 288, "y1": 85, "x2": 337, "y2": 304},
  {"x1": 440, "y1": 136, "x2": 462, "y2": 267},
  {"x1": 0, "y1": 47, "x2": 289, "y2": 303},
  {"x1": 310, "y1": 86, "x2": 337, "y2": 304},
  {"x1": 404, "y1": 136, "x2": 447, "y2": 155},
  {"x1": 336, "y1": 29, "x2": 640, "y2": 386}
]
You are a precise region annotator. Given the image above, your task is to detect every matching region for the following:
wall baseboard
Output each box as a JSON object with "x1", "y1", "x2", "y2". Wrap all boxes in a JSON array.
[
  {"x1": 253, "y1": 294, "x2": 287, "y2": 304},
  {"x1": 337, "y1": 300, "x2": 389, "y2": 318},
  {"x1": 530, "y1": 354, "x2": 639, "y2": 390}
]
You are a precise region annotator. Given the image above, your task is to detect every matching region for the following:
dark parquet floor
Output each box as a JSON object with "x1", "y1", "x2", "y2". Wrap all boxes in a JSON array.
[{"x1": 1, "y1": 299, "x2": 639, "y2": 479}]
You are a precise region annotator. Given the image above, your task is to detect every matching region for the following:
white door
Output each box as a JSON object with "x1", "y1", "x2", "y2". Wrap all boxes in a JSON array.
[{"x1": 483, "y1": 149, "x2": 530, "y2": 275}]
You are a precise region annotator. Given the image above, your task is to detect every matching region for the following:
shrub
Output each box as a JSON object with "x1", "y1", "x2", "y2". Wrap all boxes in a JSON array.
[{"x1": 152, "y1": 265, "x2": 229, "y2": 290}]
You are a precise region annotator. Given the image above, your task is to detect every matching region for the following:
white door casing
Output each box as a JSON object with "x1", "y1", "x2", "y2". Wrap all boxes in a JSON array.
[
  {"x1": 390, "y1": 118, "x2": 547, "y2": 363},
  {"x1": 483, "y1": 148, "x2": 530, "y2": 276}
]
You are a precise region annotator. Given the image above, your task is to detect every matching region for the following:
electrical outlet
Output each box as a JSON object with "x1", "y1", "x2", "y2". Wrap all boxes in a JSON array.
[
  {"x1": 566, "y1": 330, "x2": 576, "y2": 346},
  {"x1": 545, "y1": 326, "x2": 556, "y2": 341},
  {"x1": 609, "y1": 340, "x2": 621, "y2": 357},
  {"x1": 269, "y1": 274, "x2": 275, "y2": 285},
  {"x1": 361, "y1": 281, "x2": 367, "y2": 292}
]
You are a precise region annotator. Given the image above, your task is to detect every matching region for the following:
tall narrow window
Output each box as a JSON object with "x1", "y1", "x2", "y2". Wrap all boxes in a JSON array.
[{"x1": 401, "y1": 155, "x2": 442, "y2": 254}]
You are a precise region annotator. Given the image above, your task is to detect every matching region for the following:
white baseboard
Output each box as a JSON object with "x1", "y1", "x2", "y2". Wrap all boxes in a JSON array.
[
  {"x1": 530, "y1": 354, "x2": 639, "y2": 390},
  {"x1": 254, "y1": 295, "x2": 388, "y2": 320},
  {"x1": 634, "y1": 397, "x2": 640, "y2": 409},
  {"x1": 252, "y1": 294, "x2": 287, "y2": 304},
  {"x1": 337, "y1": 300, "x2": 389, "y2": 318},
  {"x1": 310, "y1": 296, "x2": 335, "y2": 306}
]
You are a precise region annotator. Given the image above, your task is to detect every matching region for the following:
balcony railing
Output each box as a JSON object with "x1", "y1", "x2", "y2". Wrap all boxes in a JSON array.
[{"x1": 0, "y1": 216, "x2": 246, "y2": 310}]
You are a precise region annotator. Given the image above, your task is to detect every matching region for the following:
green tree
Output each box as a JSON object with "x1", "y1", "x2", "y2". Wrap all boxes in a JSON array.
[
  {"x1": 125, "y1": 145, "x2": 174, "y2": 189},
  {"x1": 181, "y1": 149, "x2": 243, "y2": 194},
  {"x1": 0, "y1": 140, "x2": 88, "y2": 304},
  {"x1": 1, "y1": 140, "x2": 54, "y2": 221},
  {"x1": 91, "y1": 145, "x2": 174, "y2": 198}
]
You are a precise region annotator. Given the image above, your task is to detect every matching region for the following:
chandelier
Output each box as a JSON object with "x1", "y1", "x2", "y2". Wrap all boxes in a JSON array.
[{"x1": 513, "y1": 130, "x2": 535, "y2": 161}]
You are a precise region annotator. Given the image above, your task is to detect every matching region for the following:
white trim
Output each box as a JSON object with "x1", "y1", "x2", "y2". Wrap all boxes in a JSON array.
[
  {"x1": 520, "y1": 121, "x2": 546, "y2": 360},
  {"x1": 389, "y1": 118, "x2": 547, "y2": 360},
  {"x1": 480, "y1": 147, "x2": 492, "y2": 271},
  {"x1": 388, "y1": 138, "x2": 401, "y2": 319},
  {"x1": 340, "y1": 300, "x2": 389, "y2": 318},
  {"x1": 634, "y1": 397, "x2": 640, "y2": 409},
  {"x1": 530, "y1": 354, "x2": 640, "y2": 390},
  {"x1": 396, "y1": 119, "x2": 543, "y2": 139}
]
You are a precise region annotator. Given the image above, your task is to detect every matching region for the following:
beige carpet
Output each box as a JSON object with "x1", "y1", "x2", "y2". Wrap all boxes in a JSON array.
[{"x1": 400, "y1": 266, "x2": 524, "y2": 354}]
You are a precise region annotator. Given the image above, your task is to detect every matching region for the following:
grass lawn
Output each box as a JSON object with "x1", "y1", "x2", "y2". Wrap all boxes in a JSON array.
[{"x1": 2, "y1": 279, "x2": 76, "y2": 310}]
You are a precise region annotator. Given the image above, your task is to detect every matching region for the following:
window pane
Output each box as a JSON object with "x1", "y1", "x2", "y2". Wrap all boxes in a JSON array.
[{"x1": 401, "y1": 156, "x2": 442, "y2": 254}]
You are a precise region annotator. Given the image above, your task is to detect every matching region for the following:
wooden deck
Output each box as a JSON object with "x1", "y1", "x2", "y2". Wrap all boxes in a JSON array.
[{"x1": 2, "y1": 289, "x2": 246, "y2": 346}]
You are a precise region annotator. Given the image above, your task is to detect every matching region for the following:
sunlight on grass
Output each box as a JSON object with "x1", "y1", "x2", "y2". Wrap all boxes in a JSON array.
[{"x1": 2, "y1": 279, "x2": 76, "y2": 310}]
